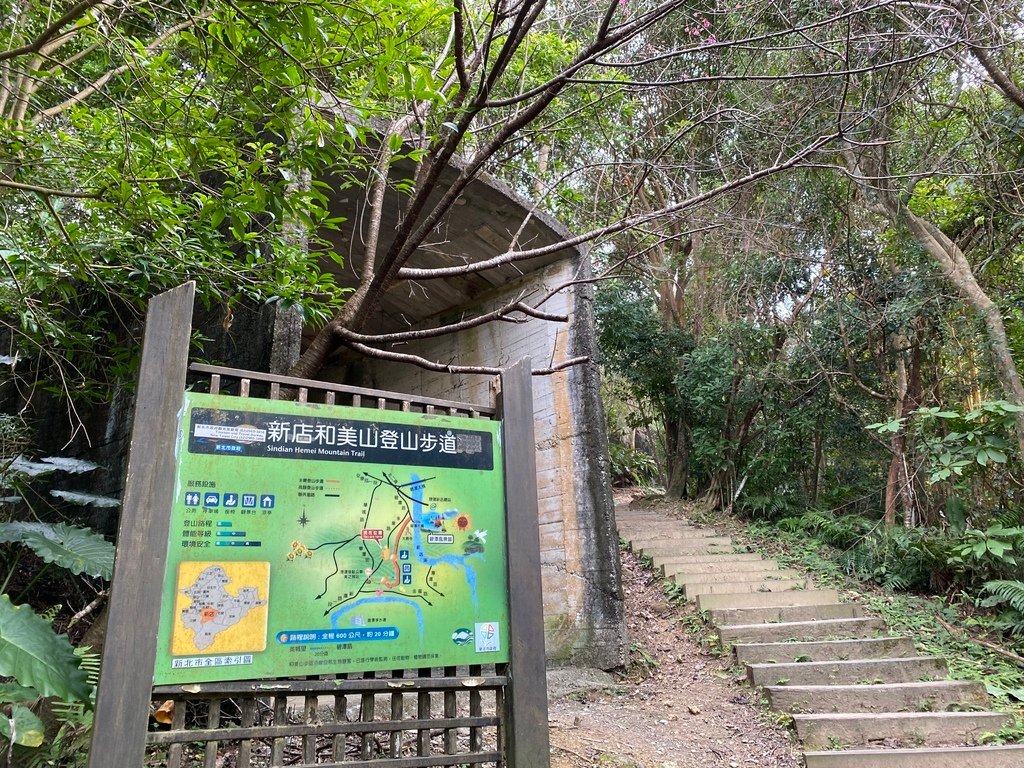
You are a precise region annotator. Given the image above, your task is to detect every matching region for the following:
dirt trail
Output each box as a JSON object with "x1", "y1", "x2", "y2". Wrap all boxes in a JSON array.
[{"x1": 547, "y1": 497, "x2": 800, "y2": 768}]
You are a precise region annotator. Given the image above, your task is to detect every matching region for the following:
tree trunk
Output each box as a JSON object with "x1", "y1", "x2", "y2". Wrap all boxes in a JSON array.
[
  {"x1": 896, "y1": 208, "x2": 1024, "y2": 456},
  {"x1": 809, "y1": 421, "x2": 824, "y2": 507},
  {"x1": 664, "y1": 418, "x2": 689, "y2": 498},
  {"x1": 886, "y1": 333, "x2": 908, "y2": 526}
]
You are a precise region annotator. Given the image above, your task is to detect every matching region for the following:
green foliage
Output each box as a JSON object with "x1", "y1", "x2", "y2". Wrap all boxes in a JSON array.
[
  {"x1": 0, "y1": 523, "x2": 114, "y2": 580},
  {"x1": 18, "y1": 648, "x2": 101, "y2": 768},
  {"x1": 980, "y1": 581, "x2": 1024, "y2": 639},
  {"x1": 979, "y1": 716, "x2": 1024, "y2": 746},
  {"x1": 1, "y1": 0, "x2": 462, "y2": 404},
  {"x1": 0, "y1": 517, "x2": 110, "y2": 757},
  {"x1": 0, "y1": 415, "x2": 30, "y2": 460},
  {"x1": 947, "y1": 526, "x2": 1023, "y2": 572},
  {"x1": 596, "y1": 280, "x2": 693, "y2": 422},
  {"x1": 776, "y1": 511, "x2": 875, "y2": 550},
  {"x1": 662, "y1": 579, "x2": 686, "y2": 606},
  {"x1": 627, "y1": 641, "x2": 658, "y2": 676},
  {"x1": 0, "y1": 595, "x2": 91, "y2": 703},
  {"x1": 0, "y1": 698, "x2": 45, "y2": 748},
  {"x1": 772, "y1": 511, "x2": 1024, "y2": 593},
  {"x1": 608, "y1": 444, "x2": 659, "y2": 487},
  {"x1": 870, "y1": 401, "x2": 1022, "y2": 485}
]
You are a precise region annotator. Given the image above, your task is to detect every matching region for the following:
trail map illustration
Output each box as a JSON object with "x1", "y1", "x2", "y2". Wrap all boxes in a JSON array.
[{"x1": 155, "y1": 392, "x2": 509, "y2": 685}]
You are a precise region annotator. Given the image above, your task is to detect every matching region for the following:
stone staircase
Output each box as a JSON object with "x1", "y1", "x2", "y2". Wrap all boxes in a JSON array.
[{"x1": 615, "y1": 508, "x2": 1024, "y2": 767}]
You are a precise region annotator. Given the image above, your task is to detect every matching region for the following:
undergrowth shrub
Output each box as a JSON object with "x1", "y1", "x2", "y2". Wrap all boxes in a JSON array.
[
  {"x1": 776, "y1": 511, "x2": 1024, "y2": 593},
  {"x1": 981, "y1": 580, "x2": 1024, "y2": 639},
  {"x1": 608, "y1": 443, "x2": 659, "y2": 487}
]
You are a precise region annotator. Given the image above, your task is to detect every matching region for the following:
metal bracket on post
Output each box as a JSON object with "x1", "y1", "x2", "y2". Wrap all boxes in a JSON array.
[
  {"x1": 88, "y1": 282, "x2": 195, "y2": 768},
  {"x1": 500, "y1": 357, "x2": 550, "y2": 768}
]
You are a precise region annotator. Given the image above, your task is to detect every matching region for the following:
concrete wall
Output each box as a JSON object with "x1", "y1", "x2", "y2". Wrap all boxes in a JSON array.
[{"x1": 322, "y1": 256, "x2": 626, "y2": 669}]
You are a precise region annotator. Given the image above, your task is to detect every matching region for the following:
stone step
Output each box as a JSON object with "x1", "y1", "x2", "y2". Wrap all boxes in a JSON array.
[
  {"x1": 747, "y1": 656, "x2": 948, "y2": 688},
  {"x1": 793, "y1": 711, "x2": 1013, "y2": 750},
  {"x1": 628, "y1": 534, "x2": 733, "y2": 548},
  {"x1": 617, "y1": 521, "x2": 704, "y2": 532},
  {"x1": 618, "y1": 523, "x2": 700, "y2": 531},
  {"x1": 764, "y1": 679, "x2": 989, "y2": 714},
  {"x1": 662, "y1": 559, "x2": 779, "y2": 576},
  {"x1": 683, "y1": 578, "x2": 808, "y2": 597},
  {"x1": 610, "y1": 514, "x2": 684, "y2": 520},
  {"x1": 697, "y1": 589, "x2": 839, "y2": 612},
  {"x1": 636, "y1": 542, "x2": 744, "y2": 558},
  {"x1": 734, "y1": 636, "x2": 916, "y2": 665},
  {"x1": 618, "y1": 529, "x2": 707, "y2": 541},
  {"x1": 615, "y1": 513, "x2": 692, "y2": 521},
  {"x1": 710, "y1": 602, "x2": 863, "y2": 627},
  {"x1": 672, "y1": 567, "x2": 796, "y2": 584},
  {"x1": 802, "y1": 744, "x2": 1024, "y2": 768},
  {"x1": 654, "y1": 553, "x2": 764, "y2": 569},
  {"x1": 719, "y1": 617, "x2": 885, "y2": 646}
]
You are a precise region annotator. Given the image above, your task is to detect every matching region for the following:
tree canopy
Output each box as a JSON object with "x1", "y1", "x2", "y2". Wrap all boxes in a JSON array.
[{"x1": 5, "y1": 2, "x2": 1024, "y2": 759}]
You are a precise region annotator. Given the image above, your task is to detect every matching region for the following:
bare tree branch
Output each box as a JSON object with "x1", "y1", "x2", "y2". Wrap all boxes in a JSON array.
[
  {"x1": 0, "y1": 0, "x2": 107, "y2": 64},
  {"x1": 0, "y1": 178, "x2": 101, "y2": 198},
  {"x1": 341, "y1": 337, "x2": 587, "y2": 376},
  {"x1": 398, "y1": 129, "x2": 841, "y2": 281}
]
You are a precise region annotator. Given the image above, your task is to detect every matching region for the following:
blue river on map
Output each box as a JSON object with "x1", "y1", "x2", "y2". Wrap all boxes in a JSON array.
[
  {"x1": 329, "y1": 473, "x2": 482, "y2": 635},
  {"x1": 330, "y1": 596, "x2": 424, "y2": 637}
]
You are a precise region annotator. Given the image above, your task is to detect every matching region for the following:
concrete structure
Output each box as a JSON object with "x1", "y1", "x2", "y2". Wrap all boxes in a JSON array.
[
  {"x1": 298, "y1": 157, "x2": 626, "y2": 669},
  {"x1": 5, "y1": 148, "x2": 627, "y2": 670}
]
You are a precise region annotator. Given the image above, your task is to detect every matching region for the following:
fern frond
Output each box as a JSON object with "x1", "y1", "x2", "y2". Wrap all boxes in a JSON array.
[
  {"x1": 982, "y1": 580, "x2": 1024, "y2": 614},
  {"x1": 994, "y1": 508, "x2": 1024, "y2": 528}
]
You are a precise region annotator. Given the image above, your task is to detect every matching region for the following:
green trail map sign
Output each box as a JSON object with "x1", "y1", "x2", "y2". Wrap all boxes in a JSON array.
[{"x1": 153, "y1": 392, "x2": 509, "y2": 684}]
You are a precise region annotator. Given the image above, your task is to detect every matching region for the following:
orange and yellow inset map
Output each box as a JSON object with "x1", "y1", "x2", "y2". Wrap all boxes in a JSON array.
[{"x1": 171, "y1": 561, "x2": 270, "y2": 655}]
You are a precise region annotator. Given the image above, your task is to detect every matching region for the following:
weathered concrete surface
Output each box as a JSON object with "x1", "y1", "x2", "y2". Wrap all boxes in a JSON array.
[
  {"x1": 546, "y1": 667, "x2": 618, "y2": 698},
  {"x1": 331, "y1": 258, "x2": 627, "y2": 669},
  {"x1": 746, "y1": 656, "x2": 947, "y2": 688},
  {"x1": 718, "y1": 617, "x2": 886, "y2": 646},
  {"x1": 734, "y1": 636, "x2": 916, "y2": 665},
  {"x1": 630, "y1": 534, "x2": 733, "y2": 549},
  {"x1": 616, "y1": 522, "x2": 704, "y2": 535},
  {"x1": 803, "y1": 745, "x2": 1024, "y2": 768},
  {"x1": 697, "y1": 589, "x2": 840, "y2": 612},
  {"x1": 764, "y1": 680, "x2": 989, "y2": 714},
  {"x1": 662, "y1": 560, "x2": 780, "y2": 576},
  {"x1": 682, "y1": 577, "x2": 808, "y2": 597},
  {"x1": 653, "y1": 553, "x2": 764, "y2": 570},
  {"x1": 670, "y1": 566, "x2": 793, "y2": 583},
  {"x1": 637, "y1": 543, "x2": 744, "y2": 559},
  {"x1": 614, "y1": 536, "x2": 720, "y2": 548},
  {"x1": 793, "y1": 711, "x2": 1012, "y2": 749},
  {"x1": 710, "y1": 603, "x2": 863, "y2": 627}
]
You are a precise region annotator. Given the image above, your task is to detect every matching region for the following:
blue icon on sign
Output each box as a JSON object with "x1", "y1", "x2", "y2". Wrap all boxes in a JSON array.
[
  {"x1": 184, "y1": 492, "x2": 201, "y2": 506},
  {"x1": 401, "y1": 574, "x2": 412, "y2": 585},
  {"x1": 260, "y1": 495, "x2": 275, "y2": 509},
  {"x1": 399, "y1": 550, "x2": 409, "y2": 561},
  {"x1": 401, "y1": 563, "x2": 412, "y2": 574},
  {"x1": 241, "y1": 494, "x2": 257, "y2": 508},
  {"x1": 203, "y1": 493, "x2": 220, "y2": 507},
  {"x1": 223, "y1": 493, "x2": 238, "y2": 508}
]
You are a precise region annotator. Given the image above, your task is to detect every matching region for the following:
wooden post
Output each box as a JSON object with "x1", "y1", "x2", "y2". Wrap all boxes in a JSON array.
[
  {"x1": 88, "y1": 282, "x2": 195, "y2": 768},
  {"x1": 500, "y1": 358, "x2": 550, "y2": 768}
]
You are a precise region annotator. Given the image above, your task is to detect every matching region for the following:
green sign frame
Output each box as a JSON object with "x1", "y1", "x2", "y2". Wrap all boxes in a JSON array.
[{"x1": 154, "y1": 392, "x2": 510, "y2": 684}]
